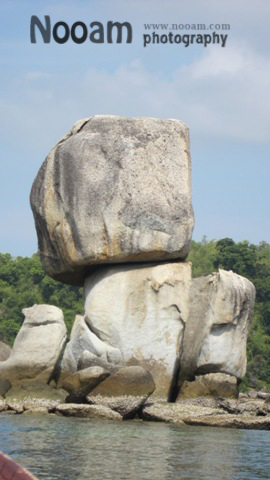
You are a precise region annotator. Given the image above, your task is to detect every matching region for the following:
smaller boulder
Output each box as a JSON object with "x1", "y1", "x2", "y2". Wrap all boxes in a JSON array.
[
  {"x1": 78, "y1": 351, "x2": 117, "y2": 373},
  {"x1": 142, "y1": 402, "x2": 224, "y2": 424},
  {"x1": 63, "y1": 366, "x2": 110, "y2": 401},
  {"x1": 59, "y1": 315, "x2": 122, "y2": 382},
  {"x1": 0, "y1": 396, "x2": 8, "y2": 412},
  {"x1": 5, "y1": 381, "x2": 68, "y2": 411},
  {"x1": 257, "y1": 391, "x2": 270, "y2": 401},
  {"x1": 179, "y1": 373, "x2": 238, "y2": 400},
  {"x1": 0, "y1": 342, "x2": 11, "y2": 361},
  {"x1": 0, "y1": 305, "x2": 67, "y2": 384},
  {"x1": 87, "y1": 366, "x2": 155, "y2": 418},
  {"x1": 56, "y1": 403, "x2": 122, "y2": 420},
  {"x1": 23, "y1": 407, "x2": 50, "y2": 415}
]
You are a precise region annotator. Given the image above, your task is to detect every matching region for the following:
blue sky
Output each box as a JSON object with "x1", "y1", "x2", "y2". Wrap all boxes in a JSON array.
[{"x1": 0, "y1": 0, "x2": 269, "y2": 257}]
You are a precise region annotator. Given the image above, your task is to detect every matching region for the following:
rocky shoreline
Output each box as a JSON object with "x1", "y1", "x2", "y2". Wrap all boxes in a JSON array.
[{"x1": 1, "y1": 382, "x2": 270, "y2": 430}]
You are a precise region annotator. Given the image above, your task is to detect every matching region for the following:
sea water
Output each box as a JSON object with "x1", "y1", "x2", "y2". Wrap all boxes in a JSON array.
[{"x1": 0, "y1": 414, "x2": 270, "y2": 480}]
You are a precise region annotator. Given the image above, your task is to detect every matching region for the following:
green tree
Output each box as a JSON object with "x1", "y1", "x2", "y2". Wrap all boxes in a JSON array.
[
  {"x1": 214, "y1": 238, "x2": 257, "y2": 278},
  {"x1": 0, "y1": 253, "x2": 83, "y2": 345},
  {"x1": 187, "y1": 236, "x2": 217, "y2": 278}
]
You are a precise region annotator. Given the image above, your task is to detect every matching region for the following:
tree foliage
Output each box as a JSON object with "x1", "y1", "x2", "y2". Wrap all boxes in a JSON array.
[{"x1": 0, "y1": 253, "x2": 83, "y2": 344}]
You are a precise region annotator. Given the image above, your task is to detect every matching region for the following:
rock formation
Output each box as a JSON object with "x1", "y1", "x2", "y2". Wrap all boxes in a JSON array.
[
  {"x1": 87, "y1": 366, "x2": 156, "y2": 418},
  {"x1": 0, "y1": 305, "x2": 67, "y2": 384},
  {"x1": 30, "y1": 115, "x2": 194, "y2": 286},
  {"x1": 0, "y1": 342, "x2": 11, "y2": 362},
  {"x1": 1, "y1": 114, "x2": 253, "y2": 410},
  {"x1": 178, "y1": 269, "x2": 256, "y2": 398},
  {"x1": 59, "y1": 314, "x2": 122, "y2": 382},
  {"x1": 62, "y1": 366, "x2": 110, "y2": 401},
  {"x1": 84, "y1": 262, "x2": 191, "y2": 398}
]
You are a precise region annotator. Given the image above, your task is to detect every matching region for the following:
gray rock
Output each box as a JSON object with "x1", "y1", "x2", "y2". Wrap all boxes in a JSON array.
[
  {"x1": 86, "y1": 394, "x2": 149, "y2": 419},
  {"x1": 30, "y1": 115, "x2": 194, "y2": 286},
  {"x1": 216, "y1": 398, "x2": 265, "y2": 416},
  {"x1": 87, "y1": 366, "x2": 155, "y2": 397},
  {"x1": 178, "y1": 270, "x2": 255, "y2": 390},
  {"x1": 142, "y1": 402, "x2": 224, "y2": 424},
  {"x1": 179, "y1": 373, "x2": 238, "y2": 399},
  {"x1": 247, "y1": 389, "x2": 258, "y2": 399},
  {"x1": 0, "y1": 396, "x2": 8, "y2": 412},
  {"x1": 87, "y1": 366, "x2": 155, "y2": 418},
  {"x1": 23, "y1": 407, "x2": 50, "y2": 415},
  {"x1": 0, "y1": 341, "x2": 11, "y2": 361},
  {"x1": 257, "y1": 391, "x2": 270, "y2": 400},
  {"x1": 0, "y1": 379, "x2": 11, "y2": 396},
  {"x1": 5, "y1": 381, "x2": 68, "y2": 411},
  {"x1": 62, "y1": 366, "x2": 110, "y2": 400},
  {"x1": 77, "y1": 351, "x2": 117, "y2": 373},
  {"x1": 84, "y1": 262, "x2": 191, "y2": 400},
  {"x1": 56, "y1": 403, "x2": 122, "y2": 420},
  {"x1": 0, "y1": 305, "x2": 67, "y2": 384},
  {"x1": 182, "y1": 415, "x2": 270, "y2": 430},
  {"x1": 59, "y1": 315, "x2": 122, "y2": 383}
]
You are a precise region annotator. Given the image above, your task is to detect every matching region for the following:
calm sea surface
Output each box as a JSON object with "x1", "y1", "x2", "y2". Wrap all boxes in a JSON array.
[{"x1": 0, "y1": 413, "x2": 270, "y2": 480}]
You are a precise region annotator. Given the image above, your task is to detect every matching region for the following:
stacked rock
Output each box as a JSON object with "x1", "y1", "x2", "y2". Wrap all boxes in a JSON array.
[{"x1": 29, "y1": 115, "x2": 255, "y2": 402}]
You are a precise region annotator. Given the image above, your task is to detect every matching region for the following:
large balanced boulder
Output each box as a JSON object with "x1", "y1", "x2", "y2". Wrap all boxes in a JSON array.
[
  {"x1": 84, "y1": 262, "x2": 191, "y2": 399},
  {"x1": 0, "y1": 305, "x2": 67, "y2": 384},
  {"x1": 30, "y1": 115, "x2": 194, "y2": 286},
  {"x1": 178, "y1": 269, "x2": 255, "y2": 395}
]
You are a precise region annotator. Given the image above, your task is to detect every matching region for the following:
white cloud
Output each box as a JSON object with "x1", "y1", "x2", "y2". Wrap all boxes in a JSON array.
[{"x1": 1, "y1": 39, "x2": 269, "y2": 151}]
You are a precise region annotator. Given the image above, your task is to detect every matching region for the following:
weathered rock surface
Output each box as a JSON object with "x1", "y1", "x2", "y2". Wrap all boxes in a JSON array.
[
  {"x1": 257, "y1": 391, "x2": 270, "y2": 401},
  {"x1": 23, "y1": 407, "x2": 50, "y2": 415},
  {"x1": 0, "y1": 379, "x2": 11, "y2": 396},
  {"x1": 59, "y1": 315, "x2": 122, "y2": 382},
  {"x1": 87, "y1": 394, "x2": 147, "y2": 419},
  {"x1": 5, "y1": 381, "x2": 68, "y2": 411},
  {"x1": 84, "y1": 262, "x2": 191, "y2": 399},
  {"x1": 87, "y1": 366, "x2": 155, "y2": 418},
  {"x1": 30, "y1": 115, "x2": 194, "y2": 286},
  {"x1": 77, "y1": 350, "x2": 117, "y2": 373},
  {"x1": 178, "y1": 270, "x2": 255, "y2": 392},
  {"x1": 217, "y1": 397, "x2": 270, "y2": 416},
  {"x1": 0, "y1": 396, "x2": 8, "y2": 412},
  {"x1": 142, "y1": 402, "x2": 225, "y2": 424},
  {"x1": 0, "y1": 305, "x2": 67, "y2": 384},
  {"x1": 182, "y1": 415, "x2": 270, "y2": 430},
  {"x1": 179, "y1": 373, "x2": 238, "y2": 399},
  {"x1": 87, "y1": 366, "x2": 155, "y2": 397},
  {"x1": 56, "y1": 403, "x2": 122, "y2": 420},
  {"x1": 62, "y1": 366, "x2": 110, "y2": 400},
  {"x1": 142, "y1": 401, "x2": 270, "y2": 429},
  {"x1": 0, "y1": 341, "x2": 11, "y2": 361}
]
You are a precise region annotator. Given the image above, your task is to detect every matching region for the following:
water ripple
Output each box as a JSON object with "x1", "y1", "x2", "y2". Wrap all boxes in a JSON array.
[{"x1": 0, "y1": 414, "x2": 270, "y2": 480}]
